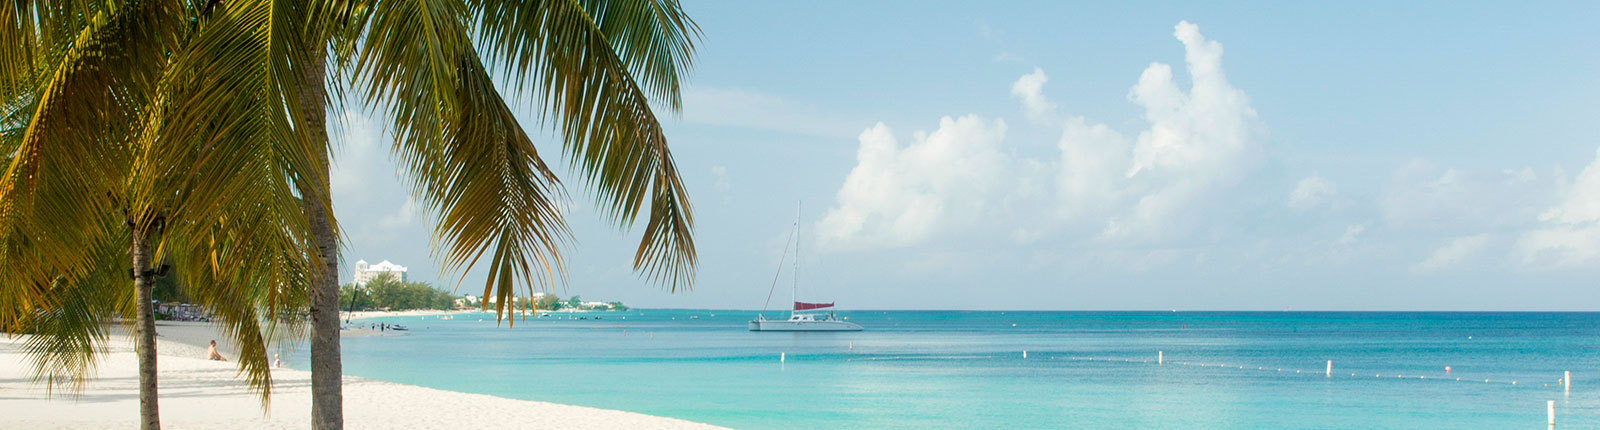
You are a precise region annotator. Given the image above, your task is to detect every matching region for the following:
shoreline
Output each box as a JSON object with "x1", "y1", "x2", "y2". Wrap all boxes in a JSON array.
[
  {"x1": 0, "y1": 322, "x2": 726, "y2": 429},
  {"x1": 342, "y1": 308, "x2": 477, "y2": 321},
  {"x1": 343, "y1": 308, "x2": 614, "y2": 322}
]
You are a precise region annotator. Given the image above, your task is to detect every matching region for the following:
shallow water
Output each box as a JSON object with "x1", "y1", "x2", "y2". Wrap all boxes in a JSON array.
[{"x1": 304, "y1": 311, "x2": 1600, "y2": 429}]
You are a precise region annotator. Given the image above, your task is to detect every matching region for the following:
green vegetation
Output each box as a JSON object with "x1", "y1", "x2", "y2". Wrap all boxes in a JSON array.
[
  {"x1": 340, "y1": 278, "x2": 457, "y2": 311},
  {"x1": 3, "y1": 2, "x2": 701, "y2": 428},
  {"x1": 534, "y1": 295, "x2": 630, "y2": 311}
]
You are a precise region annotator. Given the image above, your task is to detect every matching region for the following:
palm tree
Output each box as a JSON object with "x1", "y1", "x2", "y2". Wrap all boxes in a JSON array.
[
  {"x1": 296, "y1": 2, "x2": 703, "y2": 428},
  {"x1": 0, "y1": 1, "x2": 329, "y2": 428},
  {"x1": 5, "y1": 2, "x2": 703, "y2": 429}
]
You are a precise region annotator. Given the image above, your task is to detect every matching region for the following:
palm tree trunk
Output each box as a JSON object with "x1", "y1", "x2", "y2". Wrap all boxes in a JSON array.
[
  {"x1": 131, "y1": 227, "x2": 160, "y2": 430},
  {"x1": 300, "y1": 50, "x2": 343, "y2": 430}
]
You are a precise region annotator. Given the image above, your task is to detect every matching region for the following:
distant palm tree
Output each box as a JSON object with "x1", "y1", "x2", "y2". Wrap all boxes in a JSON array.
[
  {"x1": 1, "y1": 2, "x2": 329, "y2": 429},
  {"x1": 297, "y1": 2, "x2": 702, "y2": 427}
]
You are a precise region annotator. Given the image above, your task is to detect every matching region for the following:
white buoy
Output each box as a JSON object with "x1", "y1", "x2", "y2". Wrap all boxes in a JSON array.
[
  {"x1": 1548, "y1": 400, "x2": 1555, "y2": 427},
  {"x1": 781, "y1": 352, "x2": 786, "y2": 363},
  {"x1": 1158, "y1": 351, "x2": 1164, "y2": 365},
  {"x1": 1326, "y1": 361, "x2": 1332, "y2": 378}
]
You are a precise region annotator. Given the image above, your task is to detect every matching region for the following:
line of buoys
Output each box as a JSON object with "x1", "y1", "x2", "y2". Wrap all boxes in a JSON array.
[{"x1": 1072, "y1": 352, "x2": 1569, "y2": 391}]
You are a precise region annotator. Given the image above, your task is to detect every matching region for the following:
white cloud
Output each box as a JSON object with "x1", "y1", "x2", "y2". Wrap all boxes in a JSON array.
[
  {"x1": 1289, "y1": 175, "x2": 1338, "y2": 211},
  {"x1": 1124, "y1": 21, "x2": 1259, "y2": 181},
  {"x1": 1517, "y1": 146, "x2": 1600, "y2": 267},
  {"x1": 818, "y1": 116, "x2": 1010, "y2": 249},
  {"x1": 821, "y1": 21, "x2": 1262, "y2": 251},
  {"x1": 1010, "y1": 68, "x2": 1056, "y2": 123},
  {"x1": 1413, "y1": 234, "x2": 1491, "y2": 273},
  {"x1": 1537, "y1": 147, "x2": 1600, "y2": 225},
  {"x1": 1066, "y1": 21, "x2": 1262, "y2": 241}
]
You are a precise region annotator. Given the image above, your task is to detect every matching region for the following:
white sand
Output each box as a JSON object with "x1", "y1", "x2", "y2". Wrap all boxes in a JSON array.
[{"x1": 0, "y1": 323, "x2": 726, "y2": 429}]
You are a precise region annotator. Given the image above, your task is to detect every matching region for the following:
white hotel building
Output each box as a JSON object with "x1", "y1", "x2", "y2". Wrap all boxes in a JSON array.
[{"x1": 353, "y1": 259, "x2": 407, "y2": 286}]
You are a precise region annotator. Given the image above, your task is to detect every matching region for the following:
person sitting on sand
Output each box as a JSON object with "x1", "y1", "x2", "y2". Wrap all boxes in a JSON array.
[{"x1": 206, "y1": 340, "x2": 228, "y2": 362}]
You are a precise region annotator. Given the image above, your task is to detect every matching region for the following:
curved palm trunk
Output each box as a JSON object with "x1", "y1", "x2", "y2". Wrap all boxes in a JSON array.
[
  {"x1": 131, "y1": 227, "x2": 160, "y2": 430},
  {"x1": 299, "y1": 50, "x2": 343, "y2": 430}
]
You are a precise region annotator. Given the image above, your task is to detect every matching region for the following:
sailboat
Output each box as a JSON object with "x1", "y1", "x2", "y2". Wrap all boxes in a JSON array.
[{"x1": 749, "y1": 205, "x2": 863, "y2": 332}]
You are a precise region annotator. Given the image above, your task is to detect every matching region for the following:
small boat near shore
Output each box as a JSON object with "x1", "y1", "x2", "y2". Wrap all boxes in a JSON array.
[
  {"x1": 750, "y1": 204, "x2": 862, "y2": 332},
  {"x1": 750, "y1": 303, "x2": 861, "y2": 331}
]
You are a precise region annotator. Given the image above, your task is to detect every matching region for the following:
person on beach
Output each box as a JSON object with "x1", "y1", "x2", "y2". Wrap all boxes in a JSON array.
[
  {"x1": 206, "y1": 340, "x2": 228, "y2": 362},
  {"x1": 273, "y1": 354, "x2": 282, "y2": 368}
]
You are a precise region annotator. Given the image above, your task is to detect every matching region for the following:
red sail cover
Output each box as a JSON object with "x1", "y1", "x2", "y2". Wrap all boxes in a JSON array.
[{"x1": 793, "y1": 301, "x2": 834, "y2": 311}]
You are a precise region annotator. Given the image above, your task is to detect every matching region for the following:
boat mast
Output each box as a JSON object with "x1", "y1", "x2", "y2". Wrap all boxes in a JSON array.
[{"x1": 792, "y1": 202, "x2": 800, "y2": 318}]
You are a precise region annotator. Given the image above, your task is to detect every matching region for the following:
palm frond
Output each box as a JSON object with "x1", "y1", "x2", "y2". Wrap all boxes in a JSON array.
[
  {"x1": 354, "y1": 0, "x2": 572, "y2": 324},
  {"x1": 0, "y1": 0, "x2": 180, "y2": 332},
  {"x1": 130, "y1": 0, "x2": 325, "y2": 403},
  {"x1": 16, "y1": 221, "x2": 133, "y2": 396},
  {"x1": 3, "y1": 0, "x2": 323, "y2": 406},
  {"x1": 466, "y1": 0, "x2": 698, "y2": 291}
]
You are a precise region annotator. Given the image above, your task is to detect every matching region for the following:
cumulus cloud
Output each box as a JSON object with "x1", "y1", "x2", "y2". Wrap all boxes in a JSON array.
[
  {"x1": 1289, "y1": 175, "x2": 1338, "y2": 211},
  {"x1": 1062, "y1": 21, "x2": 1262, "y2": 241},
  {"x1": 1413, "y1": 235, "x2": 1491, "y2": 273},
  {"x1": 1124, "y1": 21, "x2": 1259, "y2": 181},
  {"x1": 1010, "y1": 67, "x2": 1056, "y2": 123},
  {"x1": 818, "y1": 116, "x2": 1010, "y2": 249},
  {"x1": 1517, "y1": 147, "x2": 1600, "y2": 267},
  {"x1": 820, "y1": 20, "x2": 1261, "y2": 250}
]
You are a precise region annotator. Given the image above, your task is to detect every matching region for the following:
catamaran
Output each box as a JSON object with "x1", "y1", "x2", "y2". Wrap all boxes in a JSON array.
[
  {"x1": 749, "y1": 301, "x2": 861, "y2": 331},
  {"x1": 749, "y1": 205, "x2": 863, "y2": 332}
]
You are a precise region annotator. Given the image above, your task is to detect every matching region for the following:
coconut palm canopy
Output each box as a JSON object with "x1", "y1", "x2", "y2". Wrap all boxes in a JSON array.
[
  {"x1": 1, "y1": 0, "x2": 700, "y2": 399},
  {"x1": 335, "y1": 0, "x2": 701, "y2": 317},
  {"x1": 0, "y1": 0, "x2": 329, "y2": 404}
]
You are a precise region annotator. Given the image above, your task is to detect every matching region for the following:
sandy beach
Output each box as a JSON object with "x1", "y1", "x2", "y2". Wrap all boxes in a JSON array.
[{"x1": 0, "y1": 321, "x2": 725, "y2": 429}]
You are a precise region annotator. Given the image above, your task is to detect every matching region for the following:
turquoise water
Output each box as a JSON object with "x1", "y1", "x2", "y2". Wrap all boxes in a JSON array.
[{"x1": 306, "y1": 311, "x2": 1600, "y2": 429}]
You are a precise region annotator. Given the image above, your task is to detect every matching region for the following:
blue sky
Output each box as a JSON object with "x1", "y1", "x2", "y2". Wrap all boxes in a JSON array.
[{"x1": 331, "y1": 1, "x2": 1600, "y2": 310}]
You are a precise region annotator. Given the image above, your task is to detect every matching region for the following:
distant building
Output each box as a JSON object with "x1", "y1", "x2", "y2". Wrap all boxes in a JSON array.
[{"x1": 353, "y1": 259, "x2": 407, "y2": 286}]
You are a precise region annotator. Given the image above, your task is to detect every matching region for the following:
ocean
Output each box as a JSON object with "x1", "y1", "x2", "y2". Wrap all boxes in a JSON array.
[{"x1": 309, "y1": 311, "x2": 1600, "y2": 429}]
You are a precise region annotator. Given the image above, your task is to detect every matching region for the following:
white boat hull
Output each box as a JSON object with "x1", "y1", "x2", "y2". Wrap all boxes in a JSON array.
[{"x1": 748, "y1": 319, "x2": 862, "y2": 331}]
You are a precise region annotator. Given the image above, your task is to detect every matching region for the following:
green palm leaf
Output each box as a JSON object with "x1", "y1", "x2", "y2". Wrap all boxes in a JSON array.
[{"x1": 345, "y1": 0, "x2": 700, "y2": 327}]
